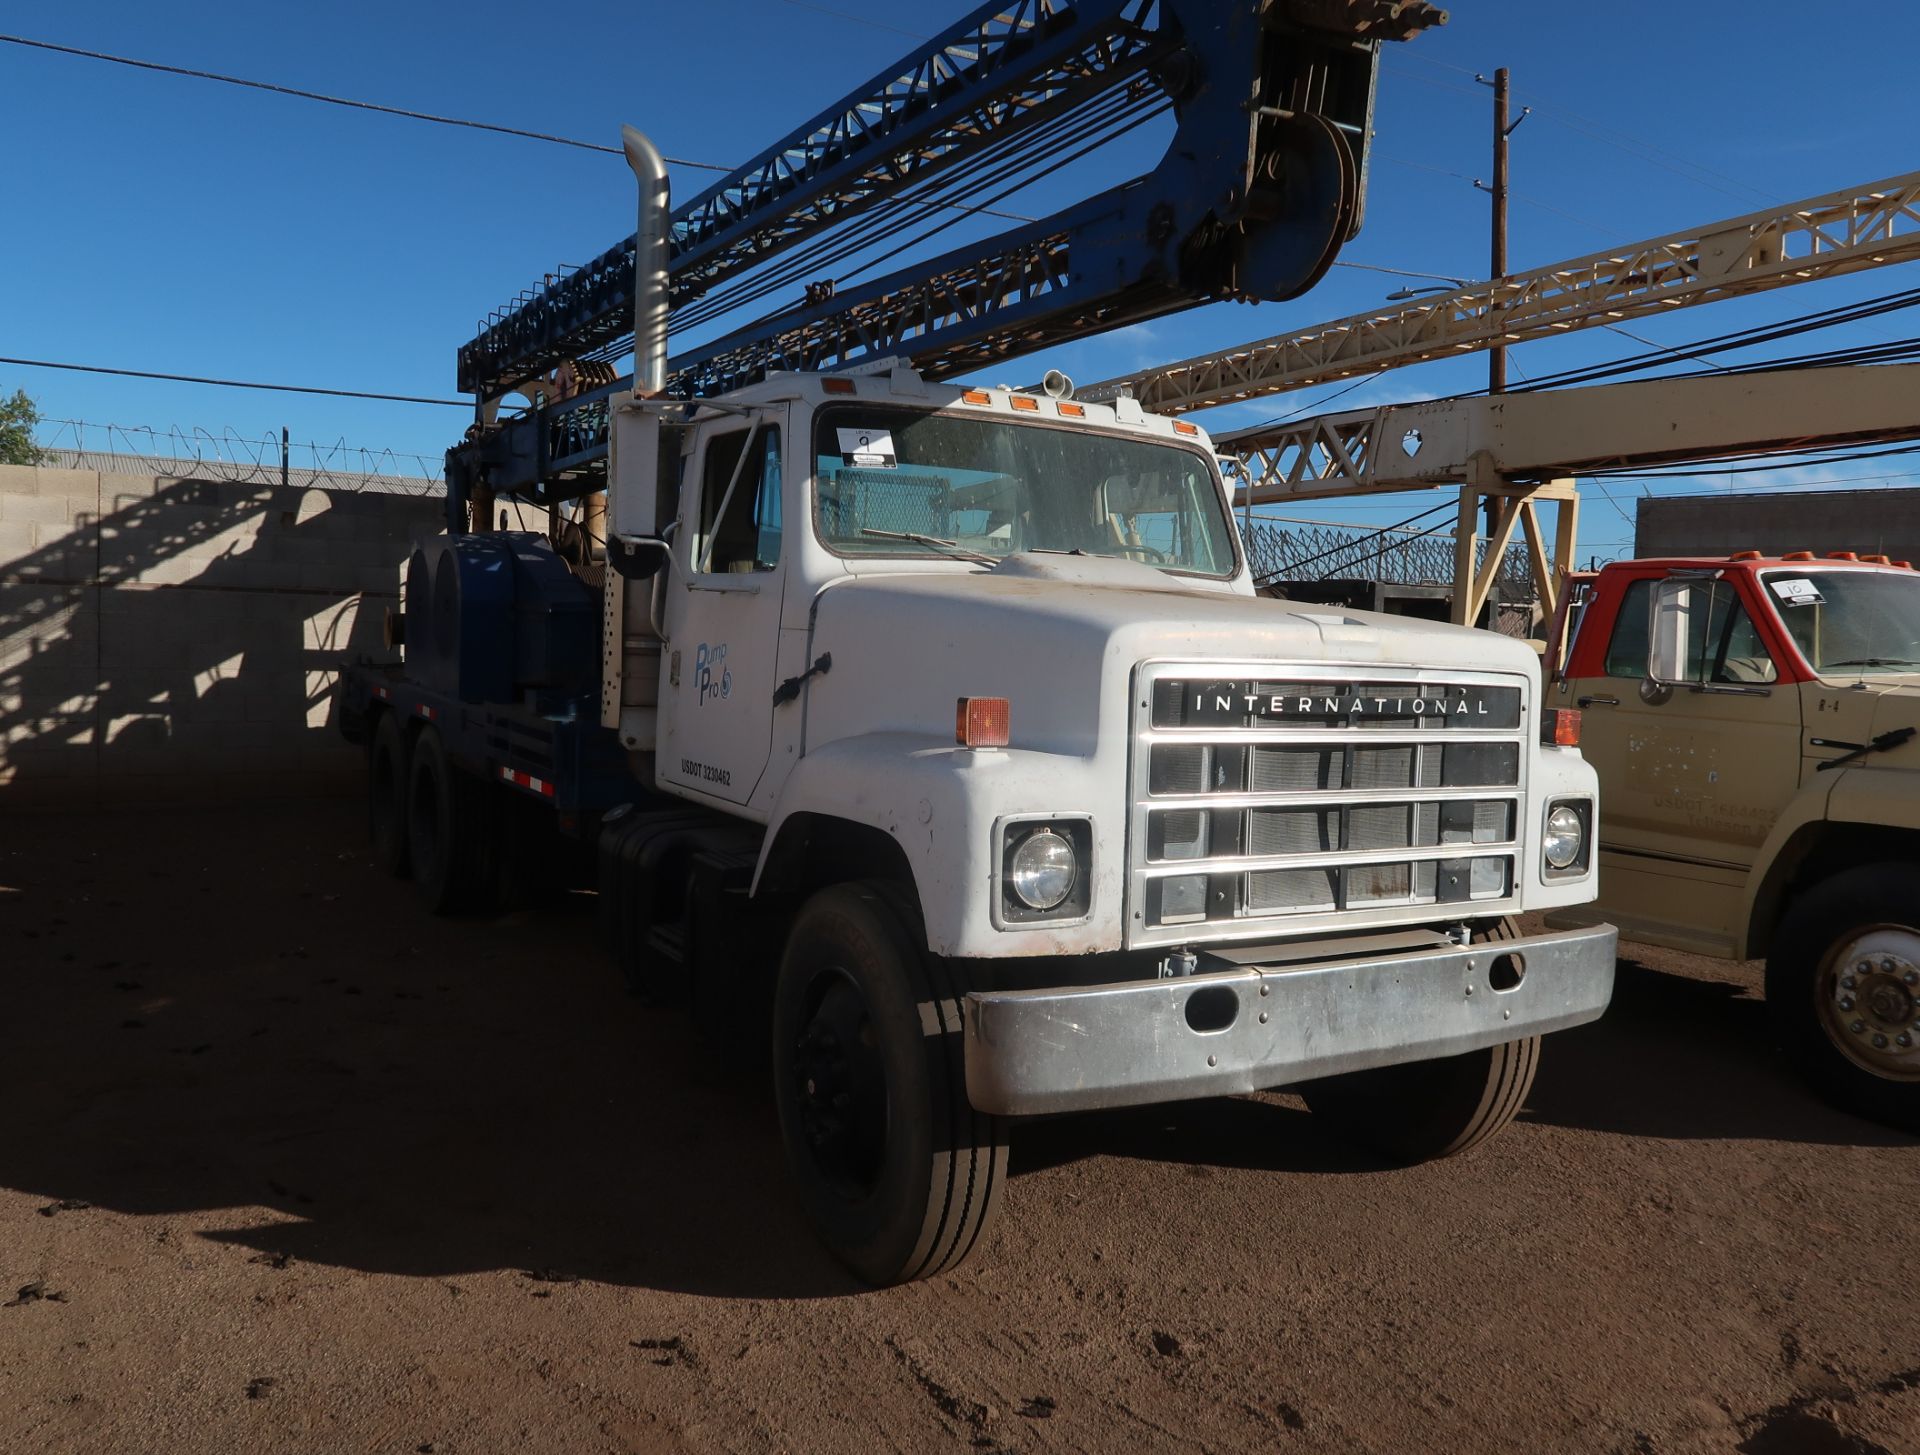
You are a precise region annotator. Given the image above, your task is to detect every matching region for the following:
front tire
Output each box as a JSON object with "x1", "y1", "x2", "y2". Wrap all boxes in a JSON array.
[
  {"x1": 1766, "y1": 864, "x2": 1920, "y2": 1134},
  {"x1": 772, "y1": 882, "x2": 1006, "y2": 1285},
  {"x1": 1300, "y1": 917, "x2": 1540, "y2": 1162}
]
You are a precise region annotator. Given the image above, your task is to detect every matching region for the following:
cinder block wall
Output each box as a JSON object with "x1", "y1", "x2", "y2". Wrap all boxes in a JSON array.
[{"x1": 0, "y1": 465, "x2": 444, "y2": 807}]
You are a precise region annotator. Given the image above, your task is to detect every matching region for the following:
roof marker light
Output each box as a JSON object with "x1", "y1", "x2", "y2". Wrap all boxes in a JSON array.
[
  {"x1": 962, "y1": 389, "x2": 991, "y2": 405},
  {"x1": 1863, "y1": 553, "x2": 1891, "y2": 564},
  {"x1": 1009, "y1": 395, "x2": 1039, "y2": 412},
  {"x1": 1826, "y1": 550, "x2": 1858, "y2": 561},
  {"x1": 1057, "y1": 402, "x2": 1085, "y2": 418},
  {"x1": 1783, "y1": 551, "x2": 1815, "y2": 561},
  {"x1": 956, "y1": 696, "x2": 1010, "y2": 749},
  {"x1": 1172, "y1": 420, "x2": 1200, "y2": 436},
  {"x1": 821, "y1": 377, "x2": 856, "y2": 394},
  {"x1": 1729, "y1": 550, "x2": 1761, "y2": 561}
]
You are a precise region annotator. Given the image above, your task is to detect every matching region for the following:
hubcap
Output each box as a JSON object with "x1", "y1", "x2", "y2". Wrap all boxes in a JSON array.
[
  {"x1": 791, "y1": 973, "x2": 889, "y2": 1194},
  {"x1": 1818, "y1": 927, "x2": 1920, "y2": 1082}
]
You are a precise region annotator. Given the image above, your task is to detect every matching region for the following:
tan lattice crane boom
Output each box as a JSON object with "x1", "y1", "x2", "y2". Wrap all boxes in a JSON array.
[
  {"x1": 1080, "y1": 171, "x2": 1920, "y2": 413},
  {"x1": 1223, "y1": 362, "x2": 1920, "y2": 624}
]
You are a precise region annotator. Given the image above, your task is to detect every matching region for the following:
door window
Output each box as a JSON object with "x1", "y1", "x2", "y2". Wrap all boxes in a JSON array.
[
  {"x1": 698, "y1": 426, "x2": 783, "y2": 574},
  {"x1": 1603, "y1": 577, "x2": 1776, "y2": 684}
]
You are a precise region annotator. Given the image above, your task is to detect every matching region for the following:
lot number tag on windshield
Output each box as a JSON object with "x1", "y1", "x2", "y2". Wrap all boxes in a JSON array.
[
  {"x1": 836, "y1": 428, "x2": 896, "y2": 468},
  {"x1": 1769, "y1": 577, "x2": 1825, "y2": 607}
]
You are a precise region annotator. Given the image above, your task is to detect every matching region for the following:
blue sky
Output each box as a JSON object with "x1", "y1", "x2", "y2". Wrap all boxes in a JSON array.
[{"x1": 4, "y1": 0, "x2": 1917, "y2": 559}]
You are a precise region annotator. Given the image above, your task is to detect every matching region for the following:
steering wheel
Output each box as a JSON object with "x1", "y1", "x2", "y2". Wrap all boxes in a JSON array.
[{"x1": 1114, "y1": 543, "x2": 1168, "y2": 564}]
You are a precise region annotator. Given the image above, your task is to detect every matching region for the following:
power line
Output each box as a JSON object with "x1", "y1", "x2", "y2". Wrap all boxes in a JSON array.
[
  {"x1": 0, "y1": 31, "x2": 1036, "y2": 230},
  {"x1": 0, "y1": 32, "x2": 728, "y2": 169},
  {"x1": 1, "y1": 356, "x2": 465, "y2": 406},
  {"x1": 771, "y1": 0, "x2": 926, "y2": 38}
]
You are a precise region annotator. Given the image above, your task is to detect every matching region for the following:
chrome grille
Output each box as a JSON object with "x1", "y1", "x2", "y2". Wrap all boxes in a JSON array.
[{"x1": 1129, "y1": 663, "x2": 1528, "y2": 948}]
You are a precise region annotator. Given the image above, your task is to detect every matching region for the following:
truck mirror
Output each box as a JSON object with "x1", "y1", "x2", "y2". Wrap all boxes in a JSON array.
[
  {"x1": 610, "y1": 403, "x2": 664, "y2": 541},
  {"x1": 1646, "y1": 577, "x2": 1696, "y2": 686}
]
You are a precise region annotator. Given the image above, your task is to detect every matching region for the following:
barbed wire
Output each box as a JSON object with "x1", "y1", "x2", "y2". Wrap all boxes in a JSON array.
[
  {"x1": 1244, "y1": 518, "x2": 1535, "y2": 600},
  {"x1": 33, "y1": 418, "x2": 444, "y2": 496}
]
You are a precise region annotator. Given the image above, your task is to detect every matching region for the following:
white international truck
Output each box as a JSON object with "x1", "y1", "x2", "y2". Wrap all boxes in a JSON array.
[
  {"x1": 348, "y1": 196, "x2": 1618, "y2": 1282},
  {"x1": 342, "y1": 0, "x2": 1618, "y2": 1283}
]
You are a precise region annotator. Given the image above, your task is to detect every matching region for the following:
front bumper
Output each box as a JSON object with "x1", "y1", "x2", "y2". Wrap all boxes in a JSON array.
[{"x1": 962, "y1": 923, "x2": 1618, "y2": 1116}]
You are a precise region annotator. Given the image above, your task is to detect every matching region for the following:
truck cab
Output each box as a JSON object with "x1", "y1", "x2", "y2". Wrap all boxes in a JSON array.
[
  {"x1": 1551, "y1": 552, "x2": 1920, "y2": 1130},
  {"x1": 584, "y1": 365, "x2": 1619, "y2": 1279}
]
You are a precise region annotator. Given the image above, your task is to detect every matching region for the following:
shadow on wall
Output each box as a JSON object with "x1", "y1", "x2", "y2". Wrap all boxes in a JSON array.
[{"x1": 0, "y1": 465, "x2": 443, "y2": 807}]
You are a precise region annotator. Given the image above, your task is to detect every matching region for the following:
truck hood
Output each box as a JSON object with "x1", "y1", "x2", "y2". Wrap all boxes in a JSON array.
[
  {"x1": 803, "y1": 553, "x2": 1538, "y2": 755},
  {"x1": 1801, "y1": 677, "x2": 1920, "y2": 773}
]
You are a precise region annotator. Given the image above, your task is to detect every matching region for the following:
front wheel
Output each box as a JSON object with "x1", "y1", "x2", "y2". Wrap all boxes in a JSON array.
[
  {"x1": 1299, "y1": 917, "x2": 1540, "y2": 1162},
  {"x1": 1766, "y1": 864, "x2": 1920, "y2": 1134},
  {"x1": 771, "y1": 882, "x2": 1006, "y2": 1285}
]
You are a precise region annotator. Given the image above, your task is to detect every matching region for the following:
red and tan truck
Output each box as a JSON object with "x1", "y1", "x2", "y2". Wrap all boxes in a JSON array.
[{"x1": 1547, "y1": 551, "x2": 1920, "y2": 1131}]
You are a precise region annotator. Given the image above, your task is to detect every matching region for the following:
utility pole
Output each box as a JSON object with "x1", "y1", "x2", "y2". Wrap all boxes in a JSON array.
[
  {"x1": 1474, "y1": 67, "x2": 1528, "y2": 620},
  {"x1": 1488, "y1": 66, "x2": 1510, "y2": 398}
]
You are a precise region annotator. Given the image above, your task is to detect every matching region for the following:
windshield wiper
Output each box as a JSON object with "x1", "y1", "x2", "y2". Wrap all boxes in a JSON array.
[
  {"x1": 1825, "y1": 657, "x2": 1920, "y2": 668},
  {"x1": 858, "y1": 528, "x2": 997, "y2": 566}
]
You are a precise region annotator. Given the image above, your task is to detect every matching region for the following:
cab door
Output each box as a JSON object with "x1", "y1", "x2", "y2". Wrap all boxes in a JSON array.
[
  {"x1": 1563, "y1": 572, "x2": 1802, "y2": 954},
  {"x1": 656, "y1": 410, "x2": 788, "y2": 810}
]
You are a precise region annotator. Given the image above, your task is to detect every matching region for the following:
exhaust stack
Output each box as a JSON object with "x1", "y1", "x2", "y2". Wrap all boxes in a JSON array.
[{"x1": 621, "y1": 126, "x2": 671, "y2": 398}]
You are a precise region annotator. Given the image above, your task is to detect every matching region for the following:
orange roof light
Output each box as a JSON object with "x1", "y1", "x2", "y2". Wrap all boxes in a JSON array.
[
  {"x1": 1009, "y1": 394, "x2": 1039, "y2": 412},
  {"x1": 1782, "y1": 550, "x2": 1815, "y2": 561},
  {"x1": 956, "y1": 696, "x2": 1010, "y2": 749},
  {"x1": 821, "y1": 377, "x2": 856, "y2": 394},
  {"x1": 1729, "y1": 550, "x2": 1761, "y2": 561},
  {"x1": 1056, "y1": 401, "x2": 1086, "y2": 418},
  {"x1": 1172, "y1": 420, "x2": 1200, "y2": 436},
  {"x1": 1826, "y1": 551, "x2": 1858, "y2": 561},
  {"x1": 1863, "y1": 553, "x2": 1892, "y2": 564},
  {"x1": 1899, "y1": 561, "x2": 1915, "y2": 570},
  {"x1": 961, "y1": 389, "x2": 991, "y2": 406}
]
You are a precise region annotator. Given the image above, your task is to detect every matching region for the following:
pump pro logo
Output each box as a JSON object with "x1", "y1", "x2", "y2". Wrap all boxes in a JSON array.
[{"x1": 694, "y1": 642, "x2": 731, "y2": 705}]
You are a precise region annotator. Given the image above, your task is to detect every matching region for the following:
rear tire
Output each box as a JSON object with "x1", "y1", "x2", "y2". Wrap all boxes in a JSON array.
[
  {"x1": 772, "y1": 881, "x2": 1006, "y2": 1285},
  {"x1": 1766, "y1": 864, "x2": 1920, "y2": 1134},
  {"x1": 1300, "y1": 917, "x2": 1540, "y2": 1162},
  {"x1": 406, "y1": 727, "x2": 493, "y2": 915},
  {"x1": 368, "y1": 712, "x2": 410, "y2": 879}
]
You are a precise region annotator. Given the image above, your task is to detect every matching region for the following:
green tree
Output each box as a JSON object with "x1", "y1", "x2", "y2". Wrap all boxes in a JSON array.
[{"x1": 0, "y1": 388, "x2": 47, "y2": 466}]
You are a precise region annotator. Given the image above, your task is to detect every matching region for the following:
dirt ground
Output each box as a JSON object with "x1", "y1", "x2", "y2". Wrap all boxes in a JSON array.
[{"x1": 1, "y1": 800, "x2": 1916, "y2": 1455}]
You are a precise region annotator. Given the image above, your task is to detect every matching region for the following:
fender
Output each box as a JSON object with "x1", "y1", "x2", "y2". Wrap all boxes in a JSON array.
[
  {"x1": 752, "y1": 731, "x2": 1120, "y2": 958},
  {"x1": 1740, "y1": 764, "x2": 1920, "y2": 959}
]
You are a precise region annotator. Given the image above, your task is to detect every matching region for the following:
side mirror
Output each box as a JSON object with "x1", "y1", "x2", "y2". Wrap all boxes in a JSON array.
[
  {"x1": 1646, "y1": 577, "x2": 1698, "y2": 687},
  {"x1": 608, "y1": 402, "x2": 676, "y2": 578}
]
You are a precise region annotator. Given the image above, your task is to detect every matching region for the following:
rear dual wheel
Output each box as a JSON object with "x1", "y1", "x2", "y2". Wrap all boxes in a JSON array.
[
  {"x1": 772, "y1": 882, "x2": 1006, "y2": 1286},
  {"x1": 405, "y1": 726, "x2": 494, "y2": 915}
]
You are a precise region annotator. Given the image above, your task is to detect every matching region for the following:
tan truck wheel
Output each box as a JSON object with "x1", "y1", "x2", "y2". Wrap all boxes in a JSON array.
[
  {"x1": 1767, "y1": 865, "x2": 1920, "y2": 1134},
  {"x1": 1300, "y1": 917, "x2": 1540, "y2": 1161},
  {"x1": 772, "y1": 881, "x2": 1006, "y2": 1285}
]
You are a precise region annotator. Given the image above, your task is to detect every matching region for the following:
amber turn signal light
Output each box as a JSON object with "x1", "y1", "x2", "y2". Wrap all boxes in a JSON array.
[
  {"x1": 956, "y1": 696, "x2": 1010, "y2": 748},
  {"x1": 1541, "y1": 707, "x2": 1582, "y2": 748}
]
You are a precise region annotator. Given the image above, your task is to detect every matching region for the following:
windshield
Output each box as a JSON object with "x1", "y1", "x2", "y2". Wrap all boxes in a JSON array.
[
  {"x1": 1762, "y1": 569, "x2": 1920, "y2": 675},
  {"x1": 812, "y1": 406, "x2": 1238, "y2": 576}
]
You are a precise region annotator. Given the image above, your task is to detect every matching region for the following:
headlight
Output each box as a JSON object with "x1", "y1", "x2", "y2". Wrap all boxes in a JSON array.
[
  {"x1": 1544, "y1": 804, "x2": 1585, "y2": 870},
  {"x1": 1010, "y1": 829, "x2": 1077, "y2": 910}
]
